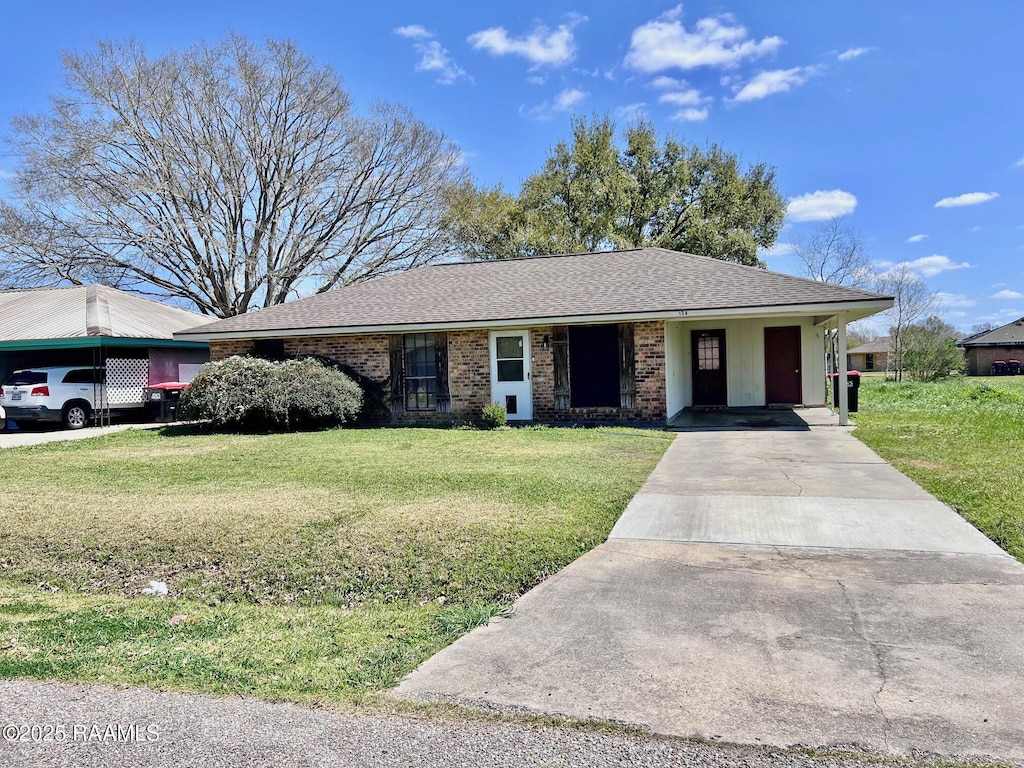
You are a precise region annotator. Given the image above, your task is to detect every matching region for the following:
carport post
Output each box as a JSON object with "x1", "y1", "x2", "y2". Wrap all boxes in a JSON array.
[{"x1": 837, "y1": 314, "x2": 849, "y2": 426}]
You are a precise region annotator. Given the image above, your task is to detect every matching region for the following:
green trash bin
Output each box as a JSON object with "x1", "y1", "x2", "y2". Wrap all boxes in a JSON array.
[{"x1": 829, "y1": 371, "x2": 861, "y2": 412}]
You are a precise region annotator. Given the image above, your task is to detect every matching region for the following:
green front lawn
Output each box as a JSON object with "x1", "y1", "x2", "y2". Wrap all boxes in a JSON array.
[
  {"x1": 853, "y1": 377, "x2": 1024, "y2": 561},
  {"x1": 0, "y1": 426, "x2": 671, "y2": 702}
]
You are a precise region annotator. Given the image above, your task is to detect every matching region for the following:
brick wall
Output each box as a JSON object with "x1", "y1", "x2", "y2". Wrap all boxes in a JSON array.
[
  {"x1": 965, "y1": 346, "x2": 1024, "y2": 376},
  {"x1": 634, "y1": 320, "x2": 666, "y2": 421},
  {"x1": 210, "y1": 339, "x2": 255, "y2": 360},
  {"x1": 532, "y1": 320, "x2": 666, "y2": 423},
  {"x1": 208, "y1": 320, "x2": 670, "y2": 424},
  {"x1": 283, "y1": 335, "x2": 390, "y2": 381},
  {"x1": 447, "y1": 329, "x2": 490, "y2": 417}
]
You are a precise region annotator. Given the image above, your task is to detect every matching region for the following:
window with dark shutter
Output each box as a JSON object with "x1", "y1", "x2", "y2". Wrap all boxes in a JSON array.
[
  {"x1": 619, "y1": 323, "x2": 636, "y2": 408},
  {"x1": 552, "y1": 326, "x2": 570, "y2": 410}
]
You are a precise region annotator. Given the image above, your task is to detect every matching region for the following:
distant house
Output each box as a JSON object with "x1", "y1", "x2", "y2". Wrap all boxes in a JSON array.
[
  {"x1": 176, "y1": 248, "x2": 891, "y2": 424},
  {"x1": 846, "y1": 338, "x2": 890, "y2": 372},
  {"x1": 0, "y1": 284, "x2": 211, "y2": 392},
  {"x1": 958, "y1": 318, "x2": 1024, "y2": 375}
]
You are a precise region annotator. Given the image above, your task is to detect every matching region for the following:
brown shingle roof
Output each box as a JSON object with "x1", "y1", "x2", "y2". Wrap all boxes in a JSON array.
[
  {"x1": 958, "y1": 317, "x2": 1024, "y2": 347},
  {"x1": 178, "y1": 248, "x2": 890, "y2": 339}
]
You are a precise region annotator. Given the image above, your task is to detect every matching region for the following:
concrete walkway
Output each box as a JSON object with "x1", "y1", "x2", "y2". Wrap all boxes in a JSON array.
[
  {"x1": 395, "y1": 419, "x2": 1024, "y2": 763},
  {"x1": 0, "y1": 421, "x2": 172, "y2": 449}
]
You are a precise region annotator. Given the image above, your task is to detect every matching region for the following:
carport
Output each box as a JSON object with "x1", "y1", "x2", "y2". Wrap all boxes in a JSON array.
[{"x1": 0, "y1": 285, "x2": 209, "y2": 424}]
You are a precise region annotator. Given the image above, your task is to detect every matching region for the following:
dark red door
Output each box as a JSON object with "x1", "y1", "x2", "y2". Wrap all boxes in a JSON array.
[
  {"x1": 764, "y1": 326, "x2": 802, "y2": 405},
  {"x1": 691, "y1": 329, "x2": 727, "y2": 406}
]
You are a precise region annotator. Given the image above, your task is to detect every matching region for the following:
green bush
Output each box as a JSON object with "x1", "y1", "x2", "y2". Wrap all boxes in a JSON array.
[
  {"x1": 480, "y1": 402, "x2": 507, "y2": 429},
  {"x1": 180, "y1": 356, "x2": 362, "y2": 431}
]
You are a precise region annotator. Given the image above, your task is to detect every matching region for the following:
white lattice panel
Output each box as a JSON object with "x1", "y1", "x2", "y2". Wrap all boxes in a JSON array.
[{"x1": 107, "y1": 358, "x2": 149, "y2": 406}]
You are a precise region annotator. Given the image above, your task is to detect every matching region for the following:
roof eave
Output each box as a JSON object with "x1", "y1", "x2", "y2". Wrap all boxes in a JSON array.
[{"x1": 175, "y1": 299, "x2": 893, "y2": 342}]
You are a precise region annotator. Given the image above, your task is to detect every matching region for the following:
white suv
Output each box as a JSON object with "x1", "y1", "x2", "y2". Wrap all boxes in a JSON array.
[{"x1": 0, "y1": 366, "x2": 141, "y2": 430}]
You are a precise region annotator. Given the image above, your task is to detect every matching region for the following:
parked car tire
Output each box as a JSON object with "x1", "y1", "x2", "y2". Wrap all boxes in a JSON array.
[{"x1": 62, "y1": 402, "x2": 91, "y2": 430}]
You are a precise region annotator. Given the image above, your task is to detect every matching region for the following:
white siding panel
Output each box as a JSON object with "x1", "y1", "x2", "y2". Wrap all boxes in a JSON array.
[{"x1": 665, "y1": 317, "x2": 827, "y2": 410}]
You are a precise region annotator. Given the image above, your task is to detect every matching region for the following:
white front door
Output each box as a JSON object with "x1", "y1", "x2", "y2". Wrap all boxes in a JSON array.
[{"x1": 489, "y1": 330, "x2": 532, "y2": 420}]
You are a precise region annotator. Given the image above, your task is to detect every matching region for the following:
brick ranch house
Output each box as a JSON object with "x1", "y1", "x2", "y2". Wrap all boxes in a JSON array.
[
  {"x1": 958, "y1": 317, "x2": 1024, "y2": 375},
  {"x1": 175, "y1": 248, "x2": 892, "y2": 426}
]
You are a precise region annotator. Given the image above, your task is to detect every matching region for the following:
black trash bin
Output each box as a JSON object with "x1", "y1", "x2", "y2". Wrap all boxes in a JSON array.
[
  {"x1": 1009, "y1": 360, "x2": 1021, "y2": 376},
  {"x1": 829, "y1": 371, "x2": 861, "y2": 412},
  {"x1": 993, "y1": 360, "x2": 1008, "y2": 376},
  {"x1": 144, "y1": 382, "x2": 188, "y2": 422}
]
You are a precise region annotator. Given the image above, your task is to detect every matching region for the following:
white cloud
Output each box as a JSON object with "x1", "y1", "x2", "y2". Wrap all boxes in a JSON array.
[
  {"x1": 394, "y1": 25, "x2": 431, "y2": 39},
  {"x1": 650, "y1": 75, "x2": 685, "y2": 90},
  {"x1": 658, "y1": 88, "x2": 705, "y2": 107},
  {"x1": 905, "y1": 255, "x2": 972, "y2": 277},
  {"x1": 934, "y1": 191, "x2": 999, "y2": 208},
  {"x1": 731, "y1": 66, "x2": 819, "y2": 102},
  {"x1": 992, "y1": 289, "x2": 1024, "y2": 300},
  {"x1": 394, "y1": 26, "x2": 470, "y2": 84},
  {"x1": 935, "y1": 292, "x2": 976, "y2": 308},
  {"x1": 786, "y1": 190, "x2": 857, "y2": 222},
  {"x1": 906, "y1": 233, "x2": 928, "y2": 243},
  {"x1": 670, "y1": 107, "x2": 709, "y2": 122},
  {"x1": 614, "y1": 102, "x2": 648, "y2": 121},
  {"x1": 625, "y1": 6, "x2": 783, "y2": 73},
  {"x1": 554, "y1": 88, "x2": 587, "y2": 111},
  {"x1": 837, "y1": 47, "x2": 871, "y2": 61},
  {"x1": 762, "y1": 242, "x2": 795, "y2": 258},
  {"x1": 1016, "y1": 156, "x2": 1024, "y2": 167},
  {"x1": 468, "y1": 17, "x2": 583, "y2": 68}
]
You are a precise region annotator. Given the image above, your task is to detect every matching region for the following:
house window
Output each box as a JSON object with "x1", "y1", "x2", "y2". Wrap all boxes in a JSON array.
[
  {"x1": 697, "y1": 334, "x2": 721, "y2": 370},
  {"x1": 403, "y1": 333, "x2": 437, "y2": 411},
  {"x1": 865, "y1": 353, "x2": 874, "y2": 371}
]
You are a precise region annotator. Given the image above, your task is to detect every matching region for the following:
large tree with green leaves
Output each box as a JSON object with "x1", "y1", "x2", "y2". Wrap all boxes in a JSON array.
[
  {"x1": 0, "y1": 35, "x2": 464, "y2": 317},
  {"x1": 445, "y1": 116, "x2": 786, "y2": 266}
]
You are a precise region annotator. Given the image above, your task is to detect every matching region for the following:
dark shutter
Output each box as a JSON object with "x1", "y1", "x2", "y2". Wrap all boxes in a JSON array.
[
  {"x1": 435, "y1": 332, "x2": 450, "y2": 413},
  {"x1": 619, "y1": 323, "x2": 636, "y2": 409},
  {"x1": 552, "y1": 326, "x2": 570, "y2": 410},
  {"x1": 389, "y1": 335, "x2": 404, "y2": 414}
]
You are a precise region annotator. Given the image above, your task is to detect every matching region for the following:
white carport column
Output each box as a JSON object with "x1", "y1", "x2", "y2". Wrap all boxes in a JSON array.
[{"x1": 837, "y1": 313, "x2": 849, "y2": 426}]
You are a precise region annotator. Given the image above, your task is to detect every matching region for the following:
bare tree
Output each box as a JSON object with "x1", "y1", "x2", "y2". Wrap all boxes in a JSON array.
[
  {"x1": 794, "y1": 216, "x2": 870, "y2": 287},
  {"x1": 874, "y1": 263, "x2": 936, "y2": 381},
  {"x1": 0, "y1": 35, "x2": 464, "y2": 317},
  {"x1": 793, "y1": 216, "x2": 871, "y2": 378}
]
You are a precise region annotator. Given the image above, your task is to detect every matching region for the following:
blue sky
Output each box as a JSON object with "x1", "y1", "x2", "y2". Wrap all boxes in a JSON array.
[{"x1": 1, "y1": 1, "x2": 1022, "y2": 332}]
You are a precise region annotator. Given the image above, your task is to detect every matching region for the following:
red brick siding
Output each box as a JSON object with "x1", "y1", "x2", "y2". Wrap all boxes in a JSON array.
[
  {"x1": 283, "y1": 335, "x2": 390, "y2": 382},
  {"x1": 209, "y1": 320, "x2": 670, "y2": 424},
  {"x1": 532, "y1": 320, "x2": 666, "y2": 423},
  {"x1": 965, "y1": 346, "x2": 1024, "y2": 376},
  {"x1": 210, "y1": 340, "x2": 255, "y2": 360},
  {"x1": 447, "y1": 329, "x2": 491, "y2": 417},
  {"x1": 634, "y1": 320, "x2": 666, "y2": 421}
]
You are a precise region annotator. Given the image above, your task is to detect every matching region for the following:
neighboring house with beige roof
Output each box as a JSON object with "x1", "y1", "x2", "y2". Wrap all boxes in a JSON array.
[
  {"x1": 176, "y1": 248, "x2": 892, "y2": 425},
  {"x1": 846, "y1": 338, "x2": 891, "y2": 373},
  {"x1": 958, "y1": 317, "x2": 1024, "y2": 375}
]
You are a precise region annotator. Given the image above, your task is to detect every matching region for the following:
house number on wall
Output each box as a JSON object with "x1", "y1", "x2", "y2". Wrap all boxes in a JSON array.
[{"x1": 677, "y1": 310, "x2": 689, "y2": 316}]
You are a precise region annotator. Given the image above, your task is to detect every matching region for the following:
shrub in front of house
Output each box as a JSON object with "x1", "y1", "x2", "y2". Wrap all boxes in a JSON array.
[
  {"x1": 180, "y1": 356, "x2": 362, "y2": 431},
  {"x1": 270, "y1": 357, "x2": 363, "y2": 429},
  {"x1": 480, "y1": 402, "x2": 507, "y2": 429}
]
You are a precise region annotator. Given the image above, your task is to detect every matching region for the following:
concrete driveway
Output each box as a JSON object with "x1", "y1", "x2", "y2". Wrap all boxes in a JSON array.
[
  {"x1": 0, "y1": 421, "x2": 170, "y2": 449},
  {"x1": 395, "y1": 414, "x2": 1024, "y2": 763}
]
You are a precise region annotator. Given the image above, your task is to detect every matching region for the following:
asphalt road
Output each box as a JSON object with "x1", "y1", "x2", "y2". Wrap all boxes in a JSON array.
[{"x1": 0, "y1": 679, "x2": 987, "y2": 768}]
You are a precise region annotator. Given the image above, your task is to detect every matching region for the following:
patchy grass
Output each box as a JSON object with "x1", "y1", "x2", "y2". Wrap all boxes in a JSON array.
[
  {"x1": 0, "y1": 426, "x2": 670, "y2": 701},
  {"x1": 853, "y1": 377, "x2": 1024, "y2": 561}
]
